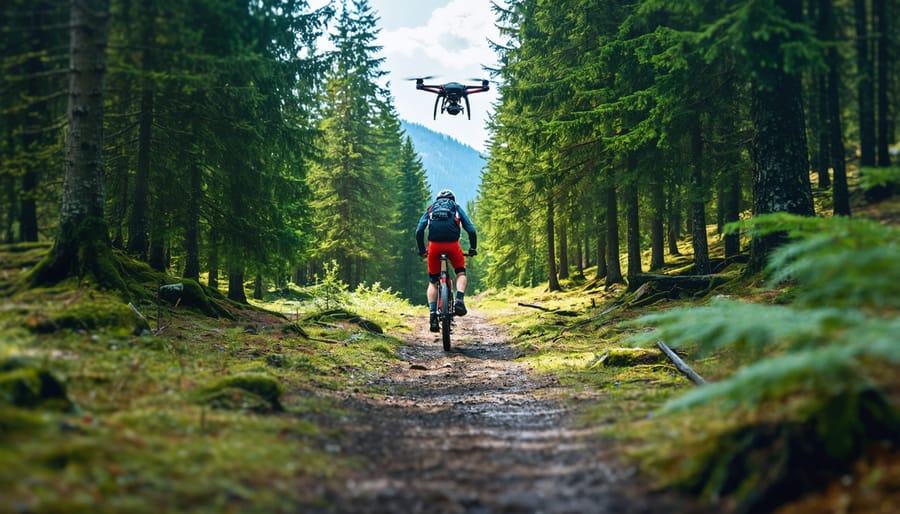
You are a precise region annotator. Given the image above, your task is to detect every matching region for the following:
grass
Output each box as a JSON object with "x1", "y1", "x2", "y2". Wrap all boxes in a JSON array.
[{"x1": 0, "y1": 249, "x2": 415, "y2": 513}]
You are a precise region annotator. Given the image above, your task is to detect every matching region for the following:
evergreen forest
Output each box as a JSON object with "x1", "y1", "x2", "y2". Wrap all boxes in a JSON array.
[{"x1": 2, "y1": 0, "x2": 899, "y2": 512}]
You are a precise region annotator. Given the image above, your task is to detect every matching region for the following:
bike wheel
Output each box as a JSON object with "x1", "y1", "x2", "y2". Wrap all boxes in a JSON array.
[{"x1": 440, "y1": 281, "x2": 452, "y2": 351}]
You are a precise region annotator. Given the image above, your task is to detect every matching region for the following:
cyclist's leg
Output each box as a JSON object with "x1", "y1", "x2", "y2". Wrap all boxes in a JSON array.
[
  {"x1": 445, "y1": 243, "x2": 469, "y2": 315},
  {"x1": 426, "y1": 243, "x2": 441, "y2": 331}
]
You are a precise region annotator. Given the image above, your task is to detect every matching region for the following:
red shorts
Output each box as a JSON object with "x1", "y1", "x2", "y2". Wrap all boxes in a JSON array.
[{"x1": 427, "y1": 241, "x2": 466, "y2": 281}]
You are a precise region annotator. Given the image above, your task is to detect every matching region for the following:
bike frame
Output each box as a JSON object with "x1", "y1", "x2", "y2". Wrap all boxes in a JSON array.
[{"x1": 437, "y1": 253, "x2": 455, "y2": 351}]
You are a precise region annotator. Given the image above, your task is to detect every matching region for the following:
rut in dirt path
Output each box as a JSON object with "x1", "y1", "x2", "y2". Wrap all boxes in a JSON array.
[{"x1": 323, "y1": 310, "x2": 710, "y2": 514}]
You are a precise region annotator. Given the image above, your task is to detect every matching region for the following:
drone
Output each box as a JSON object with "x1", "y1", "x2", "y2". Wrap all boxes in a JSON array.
[{"x1": 410, "y1": 77, "x2": 490, "y2": 120}]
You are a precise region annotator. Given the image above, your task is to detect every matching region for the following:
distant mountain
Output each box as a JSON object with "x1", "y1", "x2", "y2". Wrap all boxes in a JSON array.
[{"x1": 400, "y1": 120, "x2": 486, "y2": 208}]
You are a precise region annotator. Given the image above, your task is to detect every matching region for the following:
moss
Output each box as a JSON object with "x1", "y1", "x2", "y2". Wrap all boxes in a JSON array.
[
  {"x1": 600, "y1": 348, "x2": 667, "y2": 367},
  {"x1": 30, "y1": 297, "x2": 150, "y2": 336},
  {"x1": 0, "y1": 358, "x2": 72, "y2": 411},
  {"x1": 197, "y1": 374, "x2": 284, "y2": 413},
  {"x1": 0, "y1": 406, "x2": 50, "y2": 438}
]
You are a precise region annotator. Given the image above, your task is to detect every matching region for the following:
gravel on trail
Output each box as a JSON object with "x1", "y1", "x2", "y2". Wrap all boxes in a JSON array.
[{"x1": 317, "y1": 309, "x2": 713, "y2": 514}]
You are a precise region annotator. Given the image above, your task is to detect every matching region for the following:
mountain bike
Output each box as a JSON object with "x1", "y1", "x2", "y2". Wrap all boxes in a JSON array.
[{"x1": 435, "y1": 250, "x2": 474, "y2": 351}]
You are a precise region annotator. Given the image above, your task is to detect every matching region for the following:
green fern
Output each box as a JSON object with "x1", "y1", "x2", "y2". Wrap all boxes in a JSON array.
[
  {"x1": 625, "y1": 299, "x2": 870, "y2": 354},
  {"x1": 627, "y1": 213, "x2": 900, "y2": 508}
]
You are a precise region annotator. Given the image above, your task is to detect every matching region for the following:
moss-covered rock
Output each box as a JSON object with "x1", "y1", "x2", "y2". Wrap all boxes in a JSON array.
[
  {"x1": 0, "y1": 358, "x2": 72, "y2": 411},
  {"x1": 599, "y1": 348, "x2": 666, "y2": 367},
  {"x1": 24, "y1": 297, "x2": 150, "y2": 335},
  {"x1": 197, "y1": 373, "x2": 283, "y2": 413}
]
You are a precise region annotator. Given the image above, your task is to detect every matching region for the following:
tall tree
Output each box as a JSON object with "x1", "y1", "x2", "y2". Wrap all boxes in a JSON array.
[
  {"x1": 746, "y1": 0, "x2": 816, "y2": 272},
  {"x1": 309, "y1": 0, "x2": 393, "y2": 287},
  {"x1": 30, "y1": 0, "x2": 124, "y2": 290}
]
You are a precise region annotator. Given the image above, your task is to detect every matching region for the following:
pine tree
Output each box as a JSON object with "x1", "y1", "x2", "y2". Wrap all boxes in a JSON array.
[{"x1": 29, "y1": 0, "x2": 126, "y2": 291}]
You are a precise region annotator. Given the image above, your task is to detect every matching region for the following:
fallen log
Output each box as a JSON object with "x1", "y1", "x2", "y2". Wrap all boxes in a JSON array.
[
  {"x1": 518, "y1": 302, "x2": 553, "y2": 312},
  {"x1": 656, "y1": 340, "x2": 706, "y2": 385},
  {"x1": 627, "y1": 273, "x2": 728, "y2": 294}
]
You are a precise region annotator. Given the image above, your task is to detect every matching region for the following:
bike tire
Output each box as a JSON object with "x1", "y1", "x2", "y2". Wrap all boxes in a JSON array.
[{"x1": 440, "y1": 281, "x2": 451, "y2": 351}]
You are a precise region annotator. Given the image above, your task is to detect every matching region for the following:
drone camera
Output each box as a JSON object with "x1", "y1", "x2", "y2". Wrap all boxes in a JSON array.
[{"x1": 447, "y1": 104, "x2": 463, "y2": 115}]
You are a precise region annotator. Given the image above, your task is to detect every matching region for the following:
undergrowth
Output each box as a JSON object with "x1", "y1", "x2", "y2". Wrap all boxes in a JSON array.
[
  {"x1": 0, "y1": 249, "x2": 413, "y2": 513},
  {"x1": 476, "y1": 210, "x2": 900, "y2": 513}
]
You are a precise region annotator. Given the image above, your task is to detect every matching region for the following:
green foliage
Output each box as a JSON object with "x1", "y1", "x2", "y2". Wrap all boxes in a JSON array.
[
  {"x1": 311, "y1": 259, "x2": 350, "y2": 310},
  {"x1": 732, "y1": 213, "x2": 900, "y2": 308},
  {"x1": 626, "y1": 213, "x2": 900, "y2": 506},
  {"x1": 859, "y1": 166, "x2": 900, "y2": 191}
]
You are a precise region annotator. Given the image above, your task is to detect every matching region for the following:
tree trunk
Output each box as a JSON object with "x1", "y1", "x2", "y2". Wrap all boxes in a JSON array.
[
  {"x1": 604, "y1": 180, "x2": 624, "y2": 286},
  {"x1": 625, "y1": 178, "x2": 642, "y2": 279},
  {"x1": 595, "y1": 219, "x2": 607, "y2": 280},
  {"x1": 557, "y1": 207, "x2": 569, "y2": 280},
  {"x1": 690, "y1": 115, "x2": 711, "y2": 275},
  {"x1": 649, "y1": 176, "x2": 665, "y2": 270},
  {"x1": 30, "y1": 0, "x2": 123, "y2": 290},
  {"x1": 253, "y1": 274, "x2": 264, "y2": 300},
  {"x1": 183, "y1": 154, "x2": 201, "y2": 280},
  {"x1": 723, "y1": 165, "x2": 742, "y2": 258},
  {"x1": 821, "y1": 0, "x2": 851, "y2": 216},
  {"x1": 875, "y1": 0, "x2": 891, "y2": 167},
  {"x1": 855, "y1": 0, "x2": 876, "y2": 167},
  {"x1": 227, "y1": 265, "x2": 247, "y2": 303},
  {"x1": 546, "y1": 193, "x2": 561, "y2": 291},
  {"x1": 747, "y1": 9, "x2": 816, "y2": 274},
  {"x1": 807, "y1": 0, "x2": 830, "y2": 190},
  {"x1": 667, "y1": 188, "x2": 681, "y2": 255},
  {"x1": 208, "y1": 229, "x2": 219, "y2": 289},
  {"x1": 18, "y1": 4, "x2": 50, "y2": 243},
  {"x1": 125, "y1": 5, "x2": 155, "y2": 260}
]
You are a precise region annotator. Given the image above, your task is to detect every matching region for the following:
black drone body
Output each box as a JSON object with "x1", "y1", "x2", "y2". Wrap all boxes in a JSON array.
[{"x1": 412, "y1": 78, "x2": 489, "y2": 120}]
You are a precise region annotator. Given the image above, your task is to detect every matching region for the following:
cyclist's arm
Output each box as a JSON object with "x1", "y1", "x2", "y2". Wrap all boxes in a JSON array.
[
  {"x1": 456, "y1": 207, "x2": 477, "y2": 250},
  {"x1": 415, "y1": 212, "x2": 429, "y2": 254}
]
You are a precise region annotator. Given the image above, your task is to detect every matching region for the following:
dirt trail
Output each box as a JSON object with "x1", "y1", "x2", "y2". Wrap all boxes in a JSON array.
[{"x1": 321, "y1": 310, "x2": 711, "y2": 514}]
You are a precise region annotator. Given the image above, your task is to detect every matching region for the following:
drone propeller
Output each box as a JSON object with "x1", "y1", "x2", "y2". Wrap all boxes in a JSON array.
[{"x1": 405, "y1": 75, "x2": 437, "y2": 81}]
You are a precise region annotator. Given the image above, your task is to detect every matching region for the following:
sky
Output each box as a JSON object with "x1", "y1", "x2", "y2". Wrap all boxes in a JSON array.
[{"x1": 317, "y1": 0, "x2": 503, "y2": 154}]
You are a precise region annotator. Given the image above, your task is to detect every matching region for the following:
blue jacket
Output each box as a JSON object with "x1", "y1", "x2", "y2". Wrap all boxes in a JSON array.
[{"x1": 415, "y1": 201, "x2": 477, "y2": 254}]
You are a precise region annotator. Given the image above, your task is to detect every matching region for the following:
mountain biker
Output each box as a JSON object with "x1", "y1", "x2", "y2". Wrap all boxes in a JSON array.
[{"x1": 415, "y1": 189, "x2": 477, "y2": 333}]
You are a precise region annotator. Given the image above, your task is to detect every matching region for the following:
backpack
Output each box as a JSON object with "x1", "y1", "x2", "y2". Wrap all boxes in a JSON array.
[
  {"x1": 428, "y1": 198, "x2": 457, "y2": 221},
  {"x1": 427, "y1": 198, "x2": 460, "y2": 242}
]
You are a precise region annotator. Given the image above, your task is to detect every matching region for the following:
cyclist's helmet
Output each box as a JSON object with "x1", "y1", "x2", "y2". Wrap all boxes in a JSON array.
[{"x1": 436, "y1": 189, "x2": 456, "y2": 201}]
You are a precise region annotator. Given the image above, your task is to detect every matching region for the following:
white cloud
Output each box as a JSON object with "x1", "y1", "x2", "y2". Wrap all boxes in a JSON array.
[{"x1": 378, "y1": 0, "x2": 500, "y2": 71}]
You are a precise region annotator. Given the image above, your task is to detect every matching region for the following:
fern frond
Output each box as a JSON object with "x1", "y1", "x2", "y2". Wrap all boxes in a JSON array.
[
  {"x1": 625, "y1": 299, "x2": 869, "y2": 354},
  {"x1": 660, "y1": 334, "x2": 900, "y2": 414},
  {"x1": 764, "y1": 217, "x2": 900, "y2": 308}
]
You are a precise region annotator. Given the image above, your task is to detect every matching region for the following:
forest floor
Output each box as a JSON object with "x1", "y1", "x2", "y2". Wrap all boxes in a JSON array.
[
  {"x1": 3, "y1": 191, "x2": 899, "y2": 513},
  {"x1": 316, "y1": 309, "x2": 714, "y2": 514}
]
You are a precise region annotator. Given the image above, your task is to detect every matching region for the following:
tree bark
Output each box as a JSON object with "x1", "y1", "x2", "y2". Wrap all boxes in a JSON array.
[
  {"x1": 747, "y1": 0, "x2": 816, "y2": 274},
  {"x1": 649, "y1": 176, "x2": 665, "y2": 270},
  {"x1": 723, "y1": 165, "x2": 742, "y2": 258},
  {"x1": 855, "y1": 0, "x2": 876, "y2": 167},
  {"x1": 666, "y1": 187, "x2": 681, "y2": 256},
  {"x1": 183, "y1": 155, "x2": 201, "y2": 280},
  {"x1": 557, "y1": 204, "x2": 569, "y2": 280},
  {"x1": 625, "y1": 177, "x2": 642, "y2": 279},
  {"x1": 546, "y1": 192, "x2": 561, "y2": 291},
  {"x1": 874, "y1": 0, "x2": 891, "y2": 167},
  {"x1": 689, "y1": 115, "x2": 711, "y2": 275},
  {"x1": 821, "y1": 0, "x2": 851, "y2": 216},
  {"x1": 595, "y1": 219, "x2": 607, "y2": 280},
  {"x1": 126, "y1": 1, "x2": 155, "y2": 259},
  {"x1": 208, "y1": 229, "x2": 220, "y2": 288},
  {"x1": 604, "y1": 180, "x2": 624, "y2": 286},
  {"x1": 29, "y1": 0, "x2": 124, "y2": 291},
  {"x1": 228, "y1": 265, "x2": 247, "y2": 303}
]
